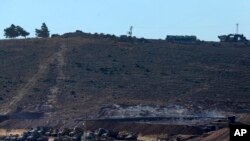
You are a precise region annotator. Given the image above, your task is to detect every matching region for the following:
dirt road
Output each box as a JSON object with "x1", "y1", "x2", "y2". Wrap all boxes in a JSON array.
[{"x1": 43, "y1": 43, "x2": 67, "y2": 116}]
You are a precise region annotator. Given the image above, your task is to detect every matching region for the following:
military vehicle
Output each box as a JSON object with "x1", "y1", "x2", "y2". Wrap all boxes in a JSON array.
[{"x1": 218, "y1": 34, "x2": 249, "y2": 42}]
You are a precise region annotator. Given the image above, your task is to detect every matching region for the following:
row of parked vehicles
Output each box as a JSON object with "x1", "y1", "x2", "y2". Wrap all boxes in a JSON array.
[{"x1": 2, "y1": 126, "x2": 138, "y2": 141}]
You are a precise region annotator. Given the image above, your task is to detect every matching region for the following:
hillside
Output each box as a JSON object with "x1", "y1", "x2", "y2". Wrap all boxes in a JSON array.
[{"x1": 0, "y1": 37, "x2": 250, "y2": 128}]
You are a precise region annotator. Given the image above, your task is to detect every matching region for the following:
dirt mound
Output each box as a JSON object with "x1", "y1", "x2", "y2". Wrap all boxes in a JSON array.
[
  {"x1": 187, "y1": 128, "x2": 229, "y2": 141},
  {"x1": 238, "y1": 114, "x2": 250, "y2": 124}
]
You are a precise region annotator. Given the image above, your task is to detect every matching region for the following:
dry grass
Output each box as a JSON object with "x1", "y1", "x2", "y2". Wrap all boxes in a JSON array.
[{"x1": 0, "y1": 37, "x2": 249, "y2": 127}]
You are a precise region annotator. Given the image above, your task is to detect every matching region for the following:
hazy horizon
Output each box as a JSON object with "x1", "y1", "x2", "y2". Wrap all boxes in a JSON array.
[{"x1": 1, "y1": 0, "x2": 250, "y2": 41}]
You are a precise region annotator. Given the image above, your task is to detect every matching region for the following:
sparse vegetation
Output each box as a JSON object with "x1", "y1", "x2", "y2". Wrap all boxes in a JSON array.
[{"x1": 0, "y1": 37, "x2": 249, "y2": 128}]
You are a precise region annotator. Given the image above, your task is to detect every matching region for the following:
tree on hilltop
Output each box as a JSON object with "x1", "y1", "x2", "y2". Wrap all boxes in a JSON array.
[
  {"x1": 4, "y1": 24, "x2": 19, "y2": 38},
  {"x1": 4, "y1": 24, "x2": 30, "y2": 38},
  {"x1": 16, "y1": 26, "x2": 30, "y2": 38},
  {"x1": 35, "y1": 22, "x2": 50, "y2": 38}
]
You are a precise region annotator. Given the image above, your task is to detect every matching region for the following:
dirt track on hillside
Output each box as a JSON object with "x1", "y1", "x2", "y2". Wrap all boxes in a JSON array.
[
  {"x1": 43, "y1": 43, "x2": 67, "y2": 117},
  {"x1": 0, "y1": 43, "x2": 67, "y2": 115}
]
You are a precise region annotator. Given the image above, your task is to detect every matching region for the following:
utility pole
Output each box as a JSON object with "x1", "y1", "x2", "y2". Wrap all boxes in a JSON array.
[
  {"x1": 236, "y1": 23, "x2": 239, "y2": 35},
  {"x1": 127, "y1": 26, "x2": 133, "y2": 37}
]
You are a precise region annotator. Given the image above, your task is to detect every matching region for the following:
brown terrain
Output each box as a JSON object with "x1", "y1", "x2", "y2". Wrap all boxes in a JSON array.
[{"x1": 0, "y1": 36, "x2": 250, "y2": 140}]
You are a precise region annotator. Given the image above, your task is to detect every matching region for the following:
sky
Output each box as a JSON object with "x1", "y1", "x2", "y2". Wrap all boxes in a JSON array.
[{"x1": 0, "y1": 0, "x2": 249, "y2": 41}]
